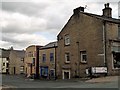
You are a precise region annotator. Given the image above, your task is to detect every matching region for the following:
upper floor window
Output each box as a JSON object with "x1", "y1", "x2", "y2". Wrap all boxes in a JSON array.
[
  {"x1": 65, "y1": 53, "x2": 70, "y2": 63},
  {"x1": 80, "y1": 51, "x2": 87, "y2": 63},
  {"x1": 50, "y1": 53, "x2": 54, "y2": 62},
  {"x1": 32, "y1": 58, "x2": 35, "y2": 66},
  {"x1": 21, "y1": 58, "x2": 24, "y2": 62},
  {"x1": 65, "y1": 34, "x2": 70, "y2": 45},
  {"x1": 28, "y1": 52, "x2": 33, "y2": 57},
  {"x1": 42, "y1": 54, "x2": 46, "y2": 62}
]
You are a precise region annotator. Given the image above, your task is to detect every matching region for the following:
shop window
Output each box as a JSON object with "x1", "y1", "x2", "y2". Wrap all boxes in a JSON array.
[{"x1": 112, "y1": 52, "x2": 120, "y2": 69}]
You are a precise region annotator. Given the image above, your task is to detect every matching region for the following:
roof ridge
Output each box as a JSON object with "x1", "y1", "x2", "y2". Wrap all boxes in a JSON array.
[{"x1": 81, "y1": 12, "x2": 120, "y2": 24}]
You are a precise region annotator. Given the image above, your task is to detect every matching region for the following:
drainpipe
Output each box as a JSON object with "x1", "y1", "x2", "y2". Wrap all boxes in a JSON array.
[
  {"x1": 54, "y1": 44, "x2": 57, "y2": 80},
  {"x1": 103, "y1": 21, "x2": 108, "y2": 74},
  {"x1": 35, "y1": 46, "x2": 39, "y2": 79},
  {"x1": 76, "y1": 41, "x2": 80, "y2": 77}
]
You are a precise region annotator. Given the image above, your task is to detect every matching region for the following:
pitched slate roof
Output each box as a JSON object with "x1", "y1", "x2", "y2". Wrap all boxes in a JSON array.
[
  {"x1": 81, "y1": 12, "x2": 120, "y2": 24},
  {"x1": 12, "y1": 50, "x2": 25, "y2": 58},
  {"x1": 0, "y1": 48, "x2": 25, "y2": 58},
  {"x1": 41, "y1": 41, "x2": 57, "y2": 49},
  {"x1": 0, "y1": 48, "x2": 10, "y2": 58},
  {"x1": 58, "y1": 9, "x2": 120, "y2": 36}
]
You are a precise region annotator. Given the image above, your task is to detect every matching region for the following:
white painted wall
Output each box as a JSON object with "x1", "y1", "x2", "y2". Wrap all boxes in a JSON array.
[{"x1": 0, "y1": 58, "x2": 8, "y2": 73}]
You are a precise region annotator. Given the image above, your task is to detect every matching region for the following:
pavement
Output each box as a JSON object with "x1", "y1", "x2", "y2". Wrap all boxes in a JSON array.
[
  {"x1": 85, "y1": 76, "x2": 118, "y2": 83},
  {"x1": 1, "y1": 85, "x2": 16, "y2": 89}
]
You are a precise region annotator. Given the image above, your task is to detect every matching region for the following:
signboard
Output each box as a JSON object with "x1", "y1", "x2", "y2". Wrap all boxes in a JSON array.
[{"x1": 91, "y1": 67, "x2": 107, "y2": 74}]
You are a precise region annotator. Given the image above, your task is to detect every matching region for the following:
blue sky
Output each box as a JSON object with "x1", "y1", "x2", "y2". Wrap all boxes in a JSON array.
[{"x1": 0, "y1": 0, "x2": 120, "y2": 50}]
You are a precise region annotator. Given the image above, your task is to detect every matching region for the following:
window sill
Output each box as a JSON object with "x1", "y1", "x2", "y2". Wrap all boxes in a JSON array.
[
  {"x1": 65, "y1": 61, "x2": 70, "y2": 64},
  {"x1": 50, "y1": 62, "x2": 55, "y2": 64},
  {"x1": 81, "y1": 61, "x2": 87, "y2": 64},
  {"x1": 112, "y1": 68, "x2": 120, "y2": 70},
  {"x1": 64, "y1": 44, "x2": 70, "y2": 46}
]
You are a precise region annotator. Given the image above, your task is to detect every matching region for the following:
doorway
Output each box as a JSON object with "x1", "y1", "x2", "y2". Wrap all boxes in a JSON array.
[
  {"x1": 62, "y1": 70, "x2": 70, "y2": 79},
  {"x1": 13, "y1": 67, "x2": 15, "y2": 74}
]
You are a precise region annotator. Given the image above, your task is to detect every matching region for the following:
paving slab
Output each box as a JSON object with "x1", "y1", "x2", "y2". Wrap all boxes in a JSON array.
[{"x1": 86, "y1": 76, "x2": 118, "y2": 83}]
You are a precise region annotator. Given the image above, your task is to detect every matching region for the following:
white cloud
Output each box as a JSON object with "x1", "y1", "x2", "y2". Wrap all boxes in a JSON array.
[
  {"x1": 1, "y1": 10, "x2": 47, "y2": 34},
  {"x1": 1, "y1": 1, "x2": 119, "y2": 50},
  {"x1": 1, "y1": 33, "x2": 51, "y2": 49}
]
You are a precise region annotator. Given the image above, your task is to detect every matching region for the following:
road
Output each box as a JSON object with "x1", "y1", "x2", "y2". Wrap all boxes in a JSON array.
[{"x1": 1, "y1": 74, "x2": 119, "y2": 89}]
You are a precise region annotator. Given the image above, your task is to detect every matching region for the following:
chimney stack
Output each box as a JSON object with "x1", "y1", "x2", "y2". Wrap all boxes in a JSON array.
[
  {"x1": 73, "y1": 6, "x2": 84, "y2": 15},
  {"x1": 102, "y1": 3, "x2": 112, "y2": 18}
]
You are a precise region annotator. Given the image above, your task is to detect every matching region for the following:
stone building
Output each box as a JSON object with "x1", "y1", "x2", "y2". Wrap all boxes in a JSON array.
[
  {"x1": 24, "y1": 45, "x2": 42, "y2": 78},
  {"x1": 57, "y1": 3, "x2": 120, "y2": 79},
  {"x1": 39, "y1": 42, "x2": 57, "y2": 79},
  {"x1": 9, "y1": 49, "x2": 25, "y2": 74},
  {"x1": 0, "y1": 48, "x2": 10, "y2": 74},
  {"x1": 0, "y1": 48, "x2": 25, "y2": 74}
]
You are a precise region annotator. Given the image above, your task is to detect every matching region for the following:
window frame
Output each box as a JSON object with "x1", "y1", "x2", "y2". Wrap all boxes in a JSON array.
[
  {"x1": 3, "y1": 63, "x2": 5, "y2": 66},
  {"x1": 112, "y1": 52, "x2": 120, "y2": 69},
  {"x1": 50, "y1": 53, "x2": 54, "y2": 63},
  {"x1": 42, "y1": 54, "x2": 46, "y2": 63},
  {"x1": 21, "y1": 58, "x2": 24, "y2": 62},
  {"x1": 20, "y1": 66, "x2": 24, "y2": 72},
  {"x1": 80, "y1": 51, "x2": 87, "y2": 63},
  {"x1": 64, "y1": 34, "x2": 70, "y2": 46},
  {"x1": 50, "y1": 69, "x2": 55, "y2": 77},
  {"x1": 32, "y1": 58, "x2": 35, "y2": 66},
  {"x1": 65, "y1": 52, "x2": 70, "y2": 63}
]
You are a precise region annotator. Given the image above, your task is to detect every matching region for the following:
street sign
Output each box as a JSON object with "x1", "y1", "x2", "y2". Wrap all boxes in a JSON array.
[{"x1": 92, "y1": 67, "x2": 107, "y2": 74}]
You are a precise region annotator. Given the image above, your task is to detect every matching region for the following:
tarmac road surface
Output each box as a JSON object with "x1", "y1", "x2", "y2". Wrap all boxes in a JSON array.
[{"x1": 1, "y1": 74, "x2": 119, "y2": 89}]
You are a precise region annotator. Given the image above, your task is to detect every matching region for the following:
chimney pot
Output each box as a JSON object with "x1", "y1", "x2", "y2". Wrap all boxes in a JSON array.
[
  {"x1": 105, "y1": 4, "x2": 107, "y2": 8},
  {"x1": 106, "y1": 3, "x2": 109, "y2": 7},
  {"x1": 103, "y1": 3, "x2": 112, "y2": 17}
]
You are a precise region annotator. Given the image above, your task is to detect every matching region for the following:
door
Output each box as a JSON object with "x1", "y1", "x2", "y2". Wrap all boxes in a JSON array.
[
  {"x1": 50, "y1": 69, "x2": 55, "y2": 78},
  {"x1": 64, "y1": 72, "x2": 69, "y2": 79},
  {"x1": 40, "y1": 66, "x2": 48, "y2": 78},
  {"x1": 62, "y1": 70, "x2": 70, "y2": 79},
  {"x1": 30, "y1": 64, "x2": 32, "y2": 75},
  {"x1": 13, "y1": 67, "x2": 16, "y2": 74}
]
